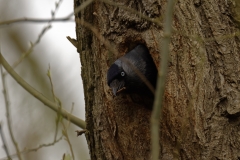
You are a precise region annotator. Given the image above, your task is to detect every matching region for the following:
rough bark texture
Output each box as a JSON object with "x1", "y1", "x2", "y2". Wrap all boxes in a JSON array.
[{"x1": 75, "y1": 0, "x2": 240, "y2": 159}]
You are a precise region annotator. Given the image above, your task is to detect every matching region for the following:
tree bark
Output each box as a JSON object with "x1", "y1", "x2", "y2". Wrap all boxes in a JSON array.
[{"x1": 74, "y1": 0, "x2": 240, "y2": 159}]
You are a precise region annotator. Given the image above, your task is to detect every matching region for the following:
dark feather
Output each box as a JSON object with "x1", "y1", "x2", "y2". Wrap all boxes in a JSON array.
[{"x1": 107, "y1": 44, "x2": 157, "y2": 97}]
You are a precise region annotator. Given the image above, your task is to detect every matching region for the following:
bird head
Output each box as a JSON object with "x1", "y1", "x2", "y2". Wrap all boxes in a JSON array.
[
  {"x1": 107, "y1": 59, "x2": 126, "y2": 96},
  {"x1": 107, "y1": 44, "x2": 157, "y2": 97}
]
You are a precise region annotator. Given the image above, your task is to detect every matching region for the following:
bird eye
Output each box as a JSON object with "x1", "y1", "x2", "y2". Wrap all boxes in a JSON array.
[{"x1": 121, "y1": 71, "x2": 125, "y2": 76}]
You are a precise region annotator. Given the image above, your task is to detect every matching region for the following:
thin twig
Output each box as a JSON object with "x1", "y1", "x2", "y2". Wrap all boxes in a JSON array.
[
  {"x1": 101, "y1": 0, "x2": 240, "y2": 47},
  {"x1": 76, "y1": 129, "x2": 87, "y2": 136},
  {"x1": 47, "y1": 64, "x2": 58, "y2": 103},
  {"x1": 0, "y1": 136, "x2": 63, "y2": 160},
  {"x1": 0, "y1": 17, "x2": 73, "y2": 25},
  {"x1": 0, "y1": 53, "x2": 86, "y2": 129},
  {"x1": 66, "y1": 36, "x2": 78, "y2": 48},
  {"x1": 151, "y1": 0, "x2": 175, "y2": 160},
  {"x1": 100, "y1": 0, "x2": 163, "y2": 27},
  {"x1": 121, "y1": 57, "x2": 155, "y2": 94},
  {"x1": 9, "y1": 0, "x2": 63, "y2": 71},
  {"x1": 2, "y1": 0, "x2": 93, "y2": 75},
  {"x1": 61, "y1": 120, "x2": 75, "y2": 160},
  {"x1": 76, "y1": 18, "x2": 158, "y2": 98},
  {"x1": 0, "y1": 66, "x2": 22, "y2": 160},
  {"x1": 75, "y1": 19, "x2": 118, "y2": 55},
  {"x1": 0, "y1": 122, "x2": 11, "y2": 160},
  {"x1": 47, "y1": 64, "x2": 61, "y2": 141},
  {"x1": 26, "y1": 135, "x2": 63, "y2": 152},
  {"x1": 53, "y1": 113, "x2": 61, "y2": 141},
  {"x1": 0, "y1": 0, "x2": 94, "y2": 26},
  {"x1": 61, "y1": 103, "x2": 75, "y2": 160}
]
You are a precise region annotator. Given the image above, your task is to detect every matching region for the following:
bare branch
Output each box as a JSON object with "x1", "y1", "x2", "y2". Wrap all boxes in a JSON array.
[
  {"x1": 151, "y1": 0, "x2": 176, "y2": 159},
  {"x1": 0, "y1": 123, "x2": 11, "y2": 160},
  {"x1": 24, "y1": 136, "x2": 62, "y2": 154},
  {"x1": 0, "y1": 136, "x2": 63, "y2": 160},
  {"x1": 0, "y1": 66, "x2": 22, "y2": 160},
  {"x1": 0, "y1": 17, "x2": 72, "y2": 25},
  {"x1": 8, "y1": 0, "x2": 62, "y2": 71},
  {"x1": 76, "y1": 129, "x2": 87, "y2": 136},
  {"x1": 47, "y1": 65, "x2": 62, "y2": 142},
  {"x1": 1, "y1": 0, "x2": 93, "y2": 76},
  {"x1": 47, "y1": 64, "x2": 58, "y2": 103},
  {"x1": 0, "y1": 53, "x2": 86, "y2": 129},
  {"x1": 0, "y1": 0, "x2": 94, "y2": 26},
  {"x1": 67, "y1": 36, "x2": 78, "y2": 48}
]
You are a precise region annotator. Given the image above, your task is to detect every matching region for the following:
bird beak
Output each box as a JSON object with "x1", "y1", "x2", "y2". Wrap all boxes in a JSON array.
[
  {"x1": 112, "y1": 87, "x2": 118, "y2": 96},
  {"x1": 110, "y1": 79, "x2": 125, "y2": 96}
]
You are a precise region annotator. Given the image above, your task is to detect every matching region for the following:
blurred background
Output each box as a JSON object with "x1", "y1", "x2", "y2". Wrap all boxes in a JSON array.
[{"x1": 0, "y1": 0, "x2": 89, "y2": 159}]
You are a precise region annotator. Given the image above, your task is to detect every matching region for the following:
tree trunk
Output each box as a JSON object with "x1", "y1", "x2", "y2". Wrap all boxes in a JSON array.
[{"x1": 74, "y1": 0, "x2": 240, "y2": 159}]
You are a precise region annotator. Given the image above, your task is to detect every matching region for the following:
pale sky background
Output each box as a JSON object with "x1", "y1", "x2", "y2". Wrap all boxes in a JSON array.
[{"x1": 0, "y1": 0, "x2": 89, "y2": 159}]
